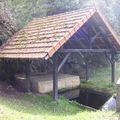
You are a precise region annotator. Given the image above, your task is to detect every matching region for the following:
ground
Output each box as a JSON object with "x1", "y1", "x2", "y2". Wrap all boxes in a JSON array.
[
  {"x1": 0, "y1": 88, "x2": 119, "y2": 120},
  {"x1": 0, "y1": 63, "x2": 120, "y2": 120},
  {"x1": 81, "y1": 63, "x2": 120, "y2": 94}
]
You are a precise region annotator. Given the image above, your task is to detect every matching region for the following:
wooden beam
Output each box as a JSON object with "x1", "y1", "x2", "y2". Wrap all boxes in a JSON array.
[
  {"x1": 78, "y1": 52, "x2": 90, "y2": 81},
  {"x1": 25, "y1": 60, "x2": 31, "y2": 93},
  {"x1": 58, "y1": 53, "x2": 71, "y2": 72},
  {"x1": 111, "y1": 52, "x2": 116, "y2": 83},
  {"x1": 85, "y1": 59, "x2": 89, "y2": 81},
  {"x1": 78, "y1": 52, "x2": 85, "y2": 61},
  {"x1": 59, "y1": 49, "x2": 111, "y2": 53},
  {"x1": 73, "y1": 35, "x2": 87, "y2": 48},
  {"x1": 105, "y1": 53, "x2": 112, "y2": 64},
  {"x1": 92, "y1": 16, "x2": 115, "y2": 50},
  {"x1": 53, "y1": 53, "x2": 58, "y2": 101},
  {"x1": 90, "y1": 32, "x2": 101, "y2": 44}
]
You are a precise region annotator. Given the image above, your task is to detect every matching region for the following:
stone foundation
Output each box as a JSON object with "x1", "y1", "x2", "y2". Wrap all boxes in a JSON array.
[{"x1": 15, "y1": 74, "x2": 80, "y2": 93}]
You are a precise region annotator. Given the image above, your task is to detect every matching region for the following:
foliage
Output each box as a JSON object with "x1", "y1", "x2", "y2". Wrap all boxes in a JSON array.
[
  {"x1": 5, "y1": 0, "x2": 91, "y2": 28},
  {"x1": 80, "y1": 62, "x2": 120, "y2": 94},
  {"x1": 0, "y1": 0, "x2": 119, "y2": 40},
  {"x1": 0, "y1": 2, "x2": 17, "y2": 44},
  {"x1": 5, "y1": 0, "x2": 47, "y2": 28},
  {"x1": 1, "y1": 0, "x2": 119, "y2": 45},
  {"x1": 98, "y1": 0, "x2": 120, "y2": 35}
]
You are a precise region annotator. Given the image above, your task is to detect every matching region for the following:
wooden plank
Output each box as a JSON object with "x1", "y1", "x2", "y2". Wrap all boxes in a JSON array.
[
  {"x1": 0, "y1": 52, "x2": 47, "y2": 59},
  {"x1": 59, "y1": 49, "x2": 111, "y2": 53}
]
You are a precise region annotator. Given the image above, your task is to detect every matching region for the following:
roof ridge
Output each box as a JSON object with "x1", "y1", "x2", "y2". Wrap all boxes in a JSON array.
[{"x1": 33, "y1": 7, "x2": 96, "y2": 21}]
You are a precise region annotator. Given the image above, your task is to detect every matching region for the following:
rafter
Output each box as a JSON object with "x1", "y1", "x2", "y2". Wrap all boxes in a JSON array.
[
  {"x1": 92, "y1": 16, "x2": 115, "y2": 50},
  {"x1": 90, "y1": 32, "x2": 101, "y2": 44}
]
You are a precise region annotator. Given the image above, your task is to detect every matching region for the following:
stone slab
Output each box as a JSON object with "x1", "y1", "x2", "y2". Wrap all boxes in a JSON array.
[{"x1": 15, "y1": 74, "x2": 80, "y2": 93}]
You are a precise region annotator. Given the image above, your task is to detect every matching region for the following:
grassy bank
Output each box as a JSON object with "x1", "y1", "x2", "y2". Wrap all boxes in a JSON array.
[
  {"x1": 0, "y1": 63, "x2": 120, "y2": 120},
  {"x1": 81, "y1": 62, "x2": 120, "y2": 94},
  {"x1": 0, "y1": 94, "x2": 118, "y2": 120}
]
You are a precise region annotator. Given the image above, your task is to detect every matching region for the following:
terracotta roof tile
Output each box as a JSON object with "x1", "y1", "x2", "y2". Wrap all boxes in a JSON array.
[{"x1": 0, "y1": 7, "x2": 119, "y2": 59}]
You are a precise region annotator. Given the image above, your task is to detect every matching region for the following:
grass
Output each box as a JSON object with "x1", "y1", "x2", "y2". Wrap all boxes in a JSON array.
[
  {"x1": 0, "y1": 94, "x2": 118, "y2": 120},
  {"x1": 80, "y1": 62, "x2": 120, "y2": 94},
  {"x1": 0, "y1": 63, "x2": 120, "y2": 120}
]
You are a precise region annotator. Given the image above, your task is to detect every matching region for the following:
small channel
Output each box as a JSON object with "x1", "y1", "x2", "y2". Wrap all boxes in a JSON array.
[{"x1": 60, "y1": 88, "x2": 111, "y2": 110}]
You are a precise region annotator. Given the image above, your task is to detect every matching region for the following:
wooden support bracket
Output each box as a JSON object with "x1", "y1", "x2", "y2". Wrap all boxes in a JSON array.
[
  {"x1": 58, "y1": 53, "x2": 71, "y2": 72},
  {"x1": 105, "y1": 53, "x2": 112, "y2": 64},
  {"x1": 90, "y1": 32, "x2": 101, "y2": 44}
]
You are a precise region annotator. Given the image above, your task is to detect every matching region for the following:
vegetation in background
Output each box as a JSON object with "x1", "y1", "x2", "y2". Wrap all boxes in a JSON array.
[
  {"x1": 4, "y1": 0, "x2": 120, "y2": 35},
  {"x1": 5, "y1": 0, "x2": 89, "y2": 28},
  {"x1": 81, "y1": 66, "x2": 116, "y2": 94}
]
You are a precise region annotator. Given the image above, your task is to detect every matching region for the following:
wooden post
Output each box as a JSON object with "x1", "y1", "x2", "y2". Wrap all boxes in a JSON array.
[
  {"x1": 116, "y1": 79, "x2": 120, "y2": 112},
  {"x1": 53, "y1": 53, "x2": 58, "y2": 101},
  {"x1": 111, "y1": 52, "x2": 115, "y2": 83},
  {"x1": 25, "y1": 60, "x2": 31, "y2": 93},
  {"x1": 85, "y1": 59, "x2": 89, "y2": 81}
]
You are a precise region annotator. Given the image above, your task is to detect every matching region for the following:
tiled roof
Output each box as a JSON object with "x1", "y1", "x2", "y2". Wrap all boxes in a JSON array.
[{"x1": 0, "y1": 7, "x2": 119, "y2": 59}]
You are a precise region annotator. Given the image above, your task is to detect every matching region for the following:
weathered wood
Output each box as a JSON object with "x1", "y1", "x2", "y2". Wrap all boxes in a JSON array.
[
  {"x1": 105, "y1": 53, "x2": 112, "y2": 64},
  {"x1": 78, "y1": 52, "x2": 85, "y2": 61},
  {"x1": 73, "y1": 35, "x2": 87, "y2": 48},
  {"x1": 78, "y1": 52, "x2": 90, "y2": 81},
  {"x1": 90, "y1": 32, "x2": 101, "y2": 44},
  {"x1": 25, "y1": 60, "x2": 31, "y2": 93},
  {"x1": 105, "y1": 52, "x2": 116, "y2": 82},
  {"x1": 111, "y1": 52, "x2": 116, "y2": 83},
  {"x1": 59, "y1": 49, "x2": 111, "y2": 53},
  {"x1": 116, "y1": 79, "x2": 120, "y2": 112},
  {"x1": 53, "y1": 53, "x2": 58, "y2": 101},
  {"x1": 85, "y1": 59, "x2": 89, "y2": 81},
  {"x1": 92, "y1": 16, "x2": 115, "y2": 49},
  {"x1": 58, "y1": 53, "x2": 71, "y2": 72}
]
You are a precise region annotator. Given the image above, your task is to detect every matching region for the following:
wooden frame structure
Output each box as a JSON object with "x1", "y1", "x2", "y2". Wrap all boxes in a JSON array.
[
  {"x1": 0, "y1": 7, "x2": 120, "y2": 101},
  {"x1": 52, "y1": 50, "x2": 116, "y2": 101}
]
